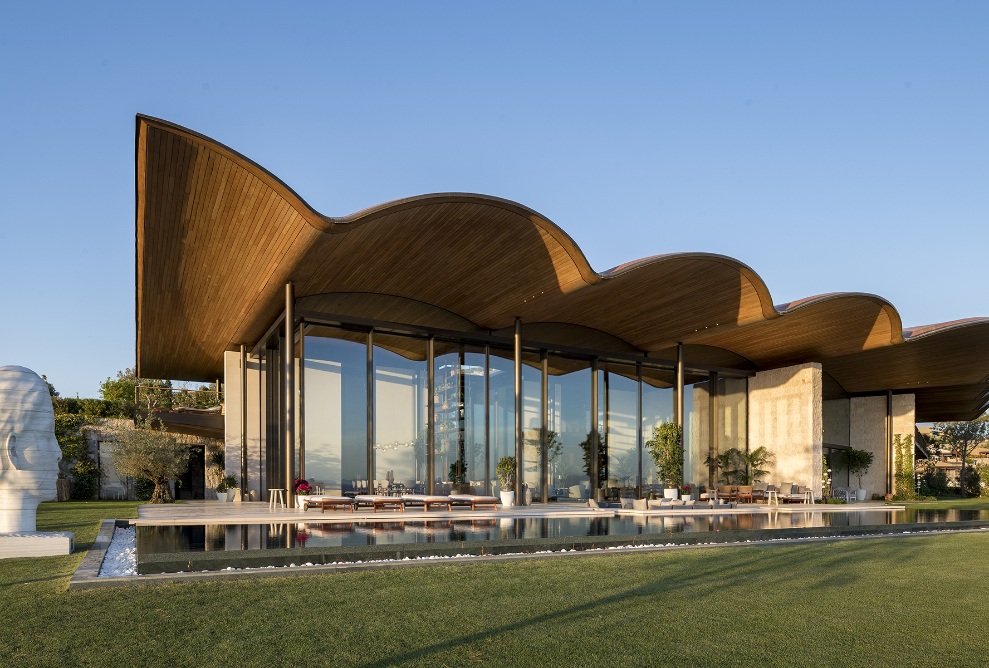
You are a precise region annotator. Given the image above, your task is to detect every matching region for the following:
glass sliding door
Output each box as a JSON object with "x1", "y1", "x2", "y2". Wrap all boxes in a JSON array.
[
  {"x1": 602, "y1": 363, "x2": 638, "y2": 498},
  {"x1": 683, "y1": 376, "x2": 710, "y2": 491},
  {"x1": 373, "y1": 333, "x2": 428, "y2": 494},
  {"x1": 302, "y1": 329, "x2": 368, "y2": 495},
  {"x1": 521, "y1": 352, "x2": 543, "y2": 500},
  {"x1": 546, "y1": 356, "x2": 591, "y2": 503},
  {"x1": 488, "y1": 348, "x2": 515, "y2": 495},
  {"x1": 641, "y1": 367, "x2": 675, "y2": 493},
  {"x1": 434, "y1": 342, "x2": 487, "y2": 494}
]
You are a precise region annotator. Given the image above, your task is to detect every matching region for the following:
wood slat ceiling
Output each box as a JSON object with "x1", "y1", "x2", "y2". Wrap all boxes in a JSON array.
[{"x1": 136, "y1": 116, "x2": 989, "y2": 421}]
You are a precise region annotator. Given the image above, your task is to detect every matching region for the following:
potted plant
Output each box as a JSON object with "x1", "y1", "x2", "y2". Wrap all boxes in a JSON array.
[
  {"x1": 496, "y1": 456, "x2": 516, "y2": 507},
  {"x1": 680, "y1": 484, "x2": 693, "y2": 502},
  {"x1": 645, "y1": 422, "x2": 683, "y2": 499},
  {"x1": 215, "y1": 476, "x2": 228, "y2": 502},
  {"x1": 223, "y1": 475, "x2": 239, "y2": 502},
  {"x1": 293, "y1": 477, "x2": 312, "y2": 496},
  {"x1": 844, "y1": 449, "x2": 874, "y2": 501}
]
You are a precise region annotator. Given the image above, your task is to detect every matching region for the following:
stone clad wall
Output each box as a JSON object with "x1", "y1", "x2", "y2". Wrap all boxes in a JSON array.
[
  {"x1": 849, "y1": 396, "x2": 886, "y2": 496},
  {"x1": 747, "y1": 363, "x2": 823, "y2": 496}
]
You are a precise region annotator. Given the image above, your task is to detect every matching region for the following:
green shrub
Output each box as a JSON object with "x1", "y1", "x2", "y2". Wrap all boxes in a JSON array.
[
  {"x1": 134, "y1": 477, "x2": 155, "y2": 501},
  {"x1": 70, "y1": 457, "x2": 101, "y2": 499},
  {"x1": 892, "y1": 434, "x2": 917, "y2": 501}
]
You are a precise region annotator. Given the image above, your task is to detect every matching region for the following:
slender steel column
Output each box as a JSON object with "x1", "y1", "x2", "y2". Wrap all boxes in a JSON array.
[
  {"x1": 590, "y1": 358, "x2": 599, "y2": 500},
  {"x1": 540, "y1": 351, "x2": 549, "y2": 503},
  {"x1": 427, "y1": 336, "x2": 435, "y2": 495},
  {"x1": 636, "y1": 363, "x2": 643, "y2": 494},
  {"x1": 514, "y1": 317, "x2": 523, "y2": 505},
  {"x1": 367, "y1": 331, "x2": 375, "y2": 494},
  {"x1": 283, "y1": 282, "x2": 296, "y2": 507},
  {"x1": 708, "y1": 372, "x2": 718, "y2": 488},
  {"x1": 298, "y1": 323, "x2": 305, "y2": 479},
  {"x1": 675, "y1": 342, "x2": 684, "y2": 428},
  {"x1": 886, "y1": 390, "x2": 894, "y2": 495},
  {"x1": 484, "y1": 346, "x2": 490, "y2": 495},
  {"x1": 240, "y1": 344, "x2": 247, "y2": 500}
]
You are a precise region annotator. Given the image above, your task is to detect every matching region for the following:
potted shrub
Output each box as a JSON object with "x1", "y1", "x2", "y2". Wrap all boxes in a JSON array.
[
  {"x1": 645, "y1": 422, "x2": 683, "y2": 499},
  {"x1": 223, "y1": 475, "x2": 240, "y2": 503},
  {"x1": 844, "y1": 449, "x2": 874, "y2": 501},
  {"x1": 496, "y1": 456, "x2": 516, "y2": 507},
  {"x1": 215, "y1": 476, "x2": 228, "y2": 502}
]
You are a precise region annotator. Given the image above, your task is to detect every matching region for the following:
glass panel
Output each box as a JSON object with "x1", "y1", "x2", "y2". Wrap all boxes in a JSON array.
[
  {"x1": 521, "y1": 352, "x2": 543, "y2": 499},
  {"x1": 488, "y1": 348, "x2": 515, "y2": 495},
  {"x1": 641, "y1": 367, "x2": 674, "y2": 494},
  {"x1": 684, "y1": 378, "x2": 710, "y2": 490},
  {"x1": 546, "y1": 356, "x2": 591, "y2": 503},
  {"x1": 373, "y1": 333, "x2": 428, "y2": 494},
  {"x1": 303, "y1": 331, "x2": 368, "y2": 495},
  {"x1": 434, "y1": 342, "x2": 487, "y2": 494},
  {"x1": 718, "y1": 376, "x2": 747, "y2": 460},
  {"x1": 603, "y1": 363, "x2": 638, "y2": 499}
]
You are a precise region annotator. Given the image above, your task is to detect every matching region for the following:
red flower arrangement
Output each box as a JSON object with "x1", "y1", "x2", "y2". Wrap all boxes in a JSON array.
[{"x1": 293, "y1": 478, "x2": 312, "y2": 495}]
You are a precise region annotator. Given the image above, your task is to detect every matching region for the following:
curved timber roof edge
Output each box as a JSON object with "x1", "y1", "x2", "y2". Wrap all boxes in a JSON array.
[{"x1": 135, "y1": 115, "x2": 989, "y2": 420}]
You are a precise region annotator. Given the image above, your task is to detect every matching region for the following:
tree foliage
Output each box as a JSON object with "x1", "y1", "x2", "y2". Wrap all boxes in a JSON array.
[
  {"x1": 933, "y1": 418, "x2": 989, "y2": 498},
  {"x1": 706, "y1": 446, "x2": 774, "y2": 485},
  {"x1": 108, "y1": 417, "x2": 190, "y2": 503},
  {"x1": 844, "y1": 448, "x2": 875, "y2": 489},
  {"x1": 645, "y1": 422, "x2": 683, "y2": 488}
]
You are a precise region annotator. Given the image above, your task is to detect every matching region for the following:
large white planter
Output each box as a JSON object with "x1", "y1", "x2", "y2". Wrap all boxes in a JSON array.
[
  {"x1": 216, "y1": 491, "x2": 227, "y2": 502},
  {"x1": 856, "y1": 489, "x2": 867, "y2": 502},
  {"x1": 663, "y1": 488, "x2": 679, "y2": 500},
  {"x1": 500, "y1": 491, "x2": 515, "y2": 507}
]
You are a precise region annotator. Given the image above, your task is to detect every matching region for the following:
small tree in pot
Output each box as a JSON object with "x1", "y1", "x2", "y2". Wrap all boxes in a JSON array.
[
  {"x1": 496, "y1": 456, "x2": 517, "y2": 506},
  {"x1": 844, "y1": 448, "x2": 874, "y2": 501},
  {"x1": 645, "y1": 422, "x2": 683, "y2": 498}
]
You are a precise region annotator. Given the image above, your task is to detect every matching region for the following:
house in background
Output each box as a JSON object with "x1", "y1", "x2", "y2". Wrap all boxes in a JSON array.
[{"x1": 133, "y1": 116, "x2": 989, "y2": 505}]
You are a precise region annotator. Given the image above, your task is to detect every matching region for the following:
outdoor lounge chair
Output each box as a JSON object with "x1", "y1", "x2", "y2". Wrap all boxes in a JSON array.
[
  {"x1": 716, "y1": 485, "x2": 736, "y2": 502},
  {"x1": 736, "y1": 485, "x2": 754, "y2": 503},
  {"x1": 400, "y1": 494, "x2": 453, "y2": 511},
  {"x1": 353, "y1": 495, "x2": 405, "y2": 512},
  {"x1": 830, "y1": 487, "x2": 855, "y2": 503},
  {"x1": 448, "y1": 494, "x2": 500, "y2": 510},
  {"x1": 304, "y1": 496, "x2": 356, "y2": 513}
]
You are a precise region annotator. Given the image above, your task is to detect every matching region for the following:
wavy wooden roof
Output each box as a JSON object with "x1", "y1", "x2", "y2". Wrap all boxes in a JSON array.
[{"x1": 135, "y1": 116, "x2": 989, "y2": 421}]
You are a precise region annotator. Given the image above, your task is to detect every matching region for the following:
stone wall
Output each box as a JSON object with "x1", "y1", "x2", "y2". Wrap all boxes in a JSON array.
[
  {"x1": 849, "y1": 396, "x2": 885, "y2": 496},
  {"x1": 747, "y1": 362, "x2": 823, "y2": 495}
]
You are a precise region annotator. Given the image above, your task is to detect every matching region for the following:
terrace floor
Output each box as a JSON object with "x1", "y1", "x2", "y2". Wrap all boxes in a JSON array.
[{"x1": 134, "y1": 499, "x2": 903, "y2": 525}]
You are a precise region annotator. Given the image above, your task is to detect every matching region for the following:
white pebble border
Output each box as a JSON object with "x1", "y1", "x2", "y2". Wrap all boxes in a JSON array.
[
  {"x1": 98, "y1": 526, "x2": 137, "y2": 577},
  {"x1": 98, "y1": 524, "x2": 987, "y2": 578}
]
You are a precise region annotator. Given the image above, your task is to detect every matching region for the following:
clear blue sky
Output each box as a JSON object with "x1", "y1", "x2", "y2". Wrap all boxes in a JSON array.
[{"x1": 1, "y1": 2, "x2": 986, "y2": 398}]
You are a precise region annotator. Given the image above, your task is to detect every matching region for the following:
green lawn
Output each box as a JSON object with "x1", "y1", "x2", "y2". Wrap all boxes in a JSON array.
[{"x1": 2, "y1": 501, "x2": 986, "y2": 667}]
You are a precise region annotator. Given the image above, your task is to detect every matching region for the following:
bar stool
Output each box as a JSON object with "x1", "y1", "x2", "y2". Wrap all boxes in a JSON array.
[{"x1": 268, "y1": 488, "x2": 285, "y2": 510}]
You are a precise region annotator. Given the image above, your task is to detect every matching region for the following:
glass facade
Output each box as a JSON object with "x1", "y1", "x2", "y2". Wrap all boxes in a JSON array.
[
  {"x1": 434, "y1": 343, "x2": 487, "y2": 494},
  {"x1": 602, "y1": 363, "x2": 638, "y2": 497},
  {"x1": 275, "y1": 323, "x2": 752, "y2": 503},
  {"x1": 302, "y1": 331, "x2": 367, "y2": 495},
  {"x1": 546, "y1": 357, "x2": 591, "y2": 502},
  {"x1": 373, "y1": 334, "x2": 428, "y2": 494},
  {"x1": 640, "y1": 368, "x2": 674, "y2": 491}
]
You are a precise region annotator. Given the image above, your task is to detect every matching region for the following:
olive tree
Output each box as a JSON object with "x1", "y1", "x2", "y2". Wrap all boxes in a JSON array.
[{"x1": 109, "y1": 417, "x2": 190, "y2": 503}]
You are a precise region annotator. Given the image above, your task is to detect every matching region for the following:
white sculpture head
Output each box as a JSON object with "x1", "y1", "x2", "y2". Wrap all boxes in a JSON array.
[{"x1": 0, "y1": 366, "x2": 62, "y2": 532}]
